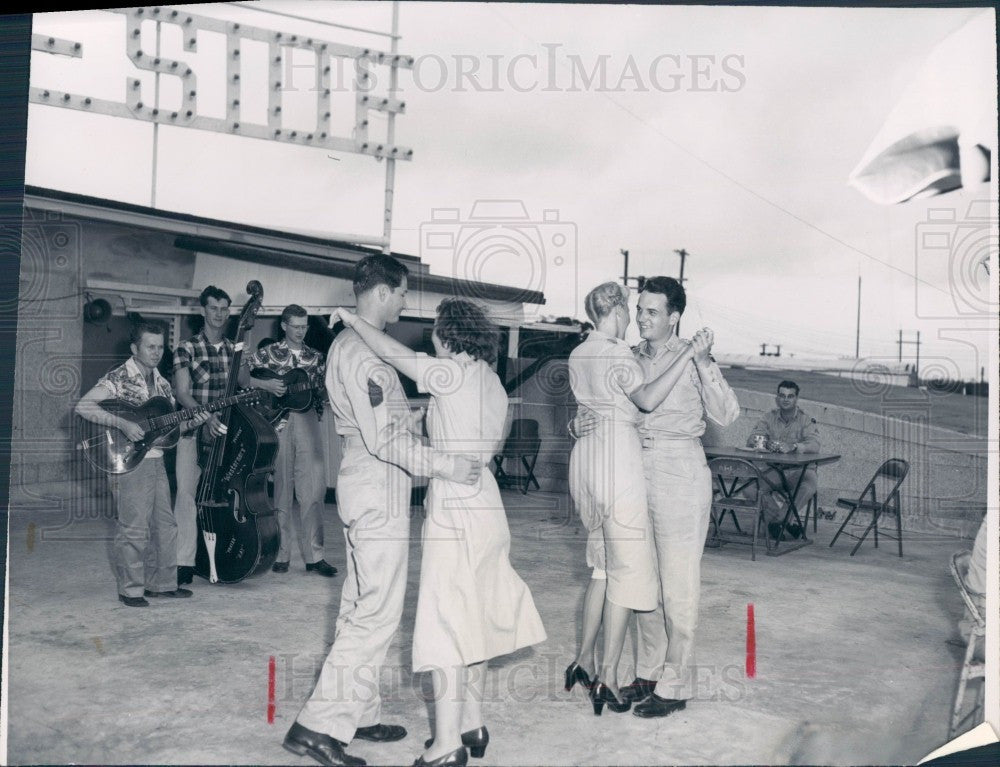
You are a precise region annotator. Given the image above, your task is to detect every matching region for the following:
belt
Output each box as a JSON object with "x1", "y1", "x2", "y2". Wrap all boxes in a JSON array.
[
  {"x1": 640, "y1": 435, "x2": 702, "y2": 450},
  {"x1": 341, "y1": 435, "x2": 367, "y2": 450}
]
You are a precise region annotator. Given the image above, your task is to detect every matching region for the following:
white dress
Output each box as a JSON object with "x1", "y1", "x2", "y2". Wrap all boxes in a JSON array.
[
  {"x1": 568, "y1": 330, "x2": 658, "y2": 611},
  {"x1": 411, "y1": 354, "x2": 547, "y2": 671}
]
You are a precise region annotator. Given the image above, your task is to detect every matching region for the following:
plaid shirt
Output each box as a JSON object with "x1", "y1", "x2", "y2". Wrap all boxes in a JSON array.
[{"x1": 173, "y1": 331, "x2": 235, "y2": 405}]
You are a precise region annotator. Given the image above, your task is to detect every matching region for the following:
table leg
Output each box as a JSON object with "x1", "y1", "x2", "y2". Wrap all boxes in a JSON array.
[{"x1": 766, "y1": 463, "x2": 813, "y2": 556}]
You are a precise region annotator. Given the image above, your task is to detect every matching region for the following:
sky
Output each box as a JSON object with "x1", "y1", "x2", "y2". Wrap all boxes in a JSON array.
[{"x1": 24, "y1": 2, "x2": 998, "y2": 378}]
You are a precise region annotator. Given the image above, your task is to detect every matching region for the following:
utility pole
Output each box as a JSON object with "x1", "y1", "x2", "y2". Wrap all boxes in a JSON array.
[
  {"x1": 674, "y1": 248, "x2": 689, "y2": 334},
  {"x1": 897, "y1": 330, "x2": 922, "y2": 384},
  {"x1": 620, "y1": 249, "x2": 645, "y2": 291},
  {"x1": 674, "y1": 248, "x2": 689, "y2": 286},
  {"x1": 855, "y1": 275, "x2": 861, "y2": 358}
]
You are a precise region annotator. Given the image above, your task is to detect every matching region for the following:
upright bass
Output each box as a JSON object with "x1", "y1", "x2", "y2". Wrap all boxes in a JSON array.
[{"x1": 194, "y1": 280, "x2": 280, "y2": 583}]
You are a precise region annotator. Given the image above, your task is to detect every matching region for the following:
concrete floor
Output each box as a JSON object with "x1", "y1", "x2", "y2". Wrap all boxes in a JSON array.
[{"x1": 5, "y1": 481, "x2": 976, "y2": 765}]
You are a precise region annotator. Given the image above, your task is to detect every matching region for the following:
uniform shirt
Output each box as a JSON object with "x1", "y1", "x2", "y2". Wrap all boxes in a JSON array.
[
  {"x1": 244, "y1": 339, "x2": 327, "y2": 430},
  {"x1": 173, "y1": 331, "x2": 235, "y2": 406},
  {"x1": 325, "y1": 326, "x2": 454, "y2": 478},
  {"x1": 568, "y1": 330, "x2": 644, "y2": 425},
  {"x1": 96, "y1": 356, "x2": 175, "y2": 458},
  {"x1": 750, "y1": 407, "x2": 820, "y2": 453},
  {"x1": 634, "y1": 336, "x2": 741, "y2": 438}
]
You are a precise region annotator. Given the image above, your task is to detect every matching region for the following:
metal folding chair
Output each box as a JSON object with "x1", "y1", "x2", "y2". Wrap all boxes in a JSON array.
[
  {"x1": 493, "y1": 418, "x2": 541, "y2": 495},
  {"x1": 829, "y1": 459, "x2": 909, "y2": 556},
  {"x1": 708, "y1": 457, "x2": 766, "y2": 561},
  {"x1": 948, "y1": 550, "x2": 986, "y2": 739}
]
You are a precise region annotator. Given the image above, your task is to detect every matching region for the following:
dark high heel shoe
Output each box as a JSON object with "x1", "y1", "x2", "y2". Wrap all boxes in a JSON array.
[
  {"x1": 590, "y1": 680, "x2": 631, "y2": 716},
  {"x1": 424, "y1": 726, "x2": 489, "y2": 759},
  {"x1": 564, "y1": 661, "x2": 593, "y2": 692},
  {"x1": 413, "y1": 745, "x2": 468, "y2": 767}
]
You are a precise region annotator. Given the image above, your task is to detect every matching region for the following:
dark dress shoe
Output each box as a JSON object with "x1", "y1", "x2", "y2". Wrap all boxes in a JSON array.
[
  {"x1": 786, "y1": 523, "x2": 803, "y2": 540},
  {"x1": 283, "y1": 721, "x2": 366, "y2": 766},
  {"x1": 633, "y1": 693, "x2": 687, "y2": 718},
  {"x1": 355, "y1": 723, "x2": 406, "y2": 742},
  {"x1": 564, "y1": 661, "x2": 593, "y2": 691},
  {"x1": 413, "y1": 746, "x2": 468, "y2": 767},
  {"x1": 177, "y1": 566, "x2": 194, "y2": 585},
  {"x1": 767, "y1": 522, "x2": 785, "y2": 541},
  {"x1": 590, "y1": 680, "x2": 630, "y2": 715},
  {"x1": 306, "y1": 559, "x2": 338, "y2": 577},
  {"x1": 144, "y1": 588, "x2": 193, "y2": 598},
  {"x1": 272, "y1": 561, "x2": 289, "y2": 573},
  {"x1": 620, "y1": 677, "x2": 656, "y2": 703},
  {"x1": 424, "y1": 726, "x2": 488, "y2": 758},
  {"x1": 118, "y1": 594, "x2": 149, "y2": 607}
]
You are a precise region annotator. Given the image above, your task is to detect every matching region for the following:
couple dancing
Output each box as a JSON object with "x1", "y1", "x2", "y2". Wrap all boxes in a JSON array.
[
  {"x1": 283, "y1": 255, "x2": 545, "y2": 767},
  {"x1": 565, "y1": 277, "x2": 740, "y2": 717}
]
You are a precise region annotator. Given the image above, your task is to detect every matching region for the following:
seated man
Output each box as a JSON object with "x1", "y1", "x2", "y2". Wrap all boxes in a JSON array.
[{"x1": 746, "y1": 380, "x2": 820, "y2": 540}]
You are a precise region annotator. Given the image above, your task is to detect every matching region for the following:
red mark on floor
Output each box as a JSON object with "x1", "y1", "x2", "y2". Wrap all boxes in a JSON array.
[
  {"x1": 267, "y1": 655, "x2": 276, "y2": 723},
  {"x1": 746, "y1": 603, "x2": 756, "y2": 678}
]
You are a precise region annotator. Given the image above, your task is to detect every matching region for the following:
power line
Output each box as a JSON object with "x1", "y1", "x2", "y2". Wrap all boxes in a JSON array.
[{"x1": 485, "y1": 7, "x2": 952, "y2": 298}]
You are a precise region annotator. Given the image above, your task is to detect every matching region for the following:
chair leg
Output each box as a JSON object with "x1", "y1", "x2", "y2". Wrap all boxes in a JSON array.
[
  {"x1": 850, "y1": 509, "x2": 883, "y2": 556},
  {"x1": 751, "y1": 510, "x2": 760, "y2": 561},
  {"x1": 950, "y1": 636, "x2": 977, "y2": 739},
  {"x1": 810, "y1": 493, "x2": 818, "y2": 533},
  {"x1": 895, "y1": 499, "x2": 904, "y2": 557},
  {"x1": 829, "y1": 506, "x2": 857, "y2": 547}
]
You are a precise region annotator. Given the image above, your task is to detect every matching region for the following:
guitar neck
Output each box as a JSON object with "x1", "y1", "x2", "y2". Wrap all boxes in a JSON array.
[{"x1": 148, "y1": 392, "x2": 253, "y2": 430}]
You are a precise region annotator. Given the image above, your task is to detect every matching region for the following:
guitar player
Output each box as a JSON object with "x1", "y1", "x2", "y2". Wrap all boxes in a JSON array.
[
  {"x1": 75, "y1": 319, "x2": 208, "y2": 607},
  {"x1": 239, "y1": 304, "x2": 337, "y2": 578}
]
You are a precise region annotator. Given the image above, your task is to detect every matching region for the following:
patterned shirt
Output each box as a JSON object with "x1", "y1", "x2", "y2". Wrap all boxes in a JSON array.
[
  {"x1": 244, "y1": 340, "x2": 325, "y2": 386},
  {"x1": 96, "y1": 357, "x2": 174, "y2": 458},
  {"x1": 244, "y1": 339, "x2": 327, "y2": 429},
  {"x1": 634, "y1": 335, "x2": 741, "y2": 439},
  {"x1": 173, "y1": 331, "x2": 235, "y2": 405}
]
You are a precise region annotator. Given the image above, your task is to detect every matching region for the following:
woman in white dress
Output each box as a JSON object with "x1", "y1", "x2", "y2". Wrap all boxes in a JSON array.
[
  {"x1": 566, "y1": 282, "x2": 694, "y2": 714},
  {"x1": 330, "y1": 299, "x2": 546, "y2": 767}
]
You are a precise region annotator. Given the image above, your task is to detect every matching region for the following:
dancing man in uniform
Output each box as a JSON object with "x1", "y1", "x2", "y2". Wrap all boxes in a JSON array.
[{"x1": 283, "y1": 255, "x2": 482, "y2": 767}]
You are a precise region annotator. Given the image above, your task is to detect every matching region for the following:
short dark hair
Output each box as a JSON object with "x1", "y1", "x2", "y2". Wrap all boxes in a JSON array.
[
  {"x1": 280, "y1": 304, "x2": 308, "y2": 324},
  {"x1": 130, "y1": 318, "x2": 166, "y2": 346},
  {"x1": 640, "y1": 276, "x2": 686, "y2": 315},
  {"x1": 353, "y1": 254, "x2": 409, "y2": 296},
  {"x1": 434, "y1": 298, "x2": 499, "y2": 365},
  {"x1": 199, "y1": 285, "x2": 231, "y2": 307},
  {"x1": 777, "y1": 380, "x2": 800, "y2": 395}
]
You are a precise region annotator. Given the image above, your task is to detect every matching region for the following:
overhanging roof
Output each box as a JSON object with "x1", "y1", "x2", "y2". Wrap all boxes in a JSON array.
[{"x1": 23, "y1": 186, "x2": 547, "y2": 306}]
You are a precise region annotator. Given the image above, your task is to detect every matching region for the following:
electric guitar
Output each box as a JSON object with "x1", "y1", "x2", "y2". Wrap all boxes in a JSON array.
[{"x1": 77, "y1": 389, "x2": 263, "y2": 475}]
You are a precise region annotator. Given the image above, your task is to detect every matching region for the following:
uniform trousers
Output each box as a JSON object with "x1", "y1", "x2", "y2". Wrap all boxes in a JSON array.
[
  {"x1": 274, "y1": 411, "x2": 327, "y2": 564},
  {"x1": 634, "y1": 436, "x2": 713, "y2": 701},
  {"x1": 109, "y1": 456, "x2": 177, "y2": 596},
  {"x1": 296, "y1": 442, "x2": 411, "y2": 745},
  {"x1": 761, "y1": 465, "x2": 818, "y2": 524},
  {"x1": 173, "y1": 434, "x2": 201, "y2": 567}
]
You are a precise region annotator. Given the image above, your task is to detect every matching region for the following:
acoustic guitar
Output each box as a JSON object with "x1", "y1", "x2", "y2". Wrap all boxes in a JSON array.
[
  {"x1": 77, "y1": 389, "x2": 262, "y2": 475},
  {"x1": 250, "y1": 367, "x2": 321, "y2": 423}
]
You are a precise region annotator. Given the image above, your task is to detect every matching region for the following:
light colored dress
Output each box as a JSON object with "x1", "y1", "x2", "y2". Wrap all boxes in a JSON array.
[
  {"x1": 568, "y1": 330, "x2": 658, "y2": 611},
  {"x1": 411, "y1": 353, "x2": 547, "y2": 671}
]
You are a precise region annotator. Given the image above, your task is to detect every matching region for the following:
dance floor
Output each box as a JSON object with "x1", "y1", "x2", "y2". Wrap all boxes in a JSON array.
[{"x1": 4, "y1": 482, "x2": 969, "y2": 765}]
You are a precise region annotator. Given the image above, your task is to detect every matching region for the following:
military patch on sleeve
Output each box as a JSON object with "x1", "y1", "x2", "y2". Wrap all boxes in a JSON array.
[{"x1": 367, "y1": 378, "x2": 384, "y2": 407}]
